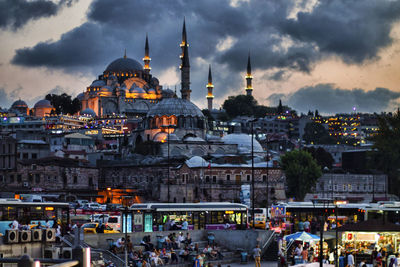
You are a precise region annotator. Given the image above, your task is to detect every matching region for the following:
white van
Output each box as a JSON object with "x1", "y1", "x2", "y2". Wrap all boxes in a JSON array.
[
  {"x1": 20, "y1": 194, "x2": 42, "y2": 202},
  {"x1": 107, "y1": 216, "x2": 121, "y2": 231}
]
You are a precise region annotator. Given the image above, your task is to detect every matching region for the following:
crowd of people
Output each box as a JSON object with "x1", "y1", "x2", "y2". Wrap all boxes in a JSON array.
[{"x1": 110, "y1": 232, "x2": 225, "y2": 267}]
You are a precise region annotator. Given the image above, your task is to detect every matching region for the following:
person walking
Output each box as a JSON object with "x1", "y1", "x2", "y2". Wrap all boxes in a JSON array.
[{"x1": 253, "y1": 245, "x2": 262, "y2": 267}]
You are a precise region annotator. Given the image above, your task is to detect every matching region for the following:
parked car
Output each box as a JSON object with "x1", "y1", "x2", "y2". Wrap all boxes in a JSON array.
[
  {"x1": 100, "y1": 204, "x2": 107, "y2": 211},
  {"x1": 106, "y1": 203, "x2": 123, "y2": 211},
  {"x1": 82, "y1": 202, "x2": 102, "y2": 211},
  {"x1": 92, "y1": 214, "x2": 109, "y2": 223},
  {"x1": 81, "y1": 223, "x2": 119, "y2": 234},
  {"x1": 106, "y1": 216, "x2": 121, "y2": 231},
  {"x1": 75, "y1": 199, "x2": 89, "y2": 208}
]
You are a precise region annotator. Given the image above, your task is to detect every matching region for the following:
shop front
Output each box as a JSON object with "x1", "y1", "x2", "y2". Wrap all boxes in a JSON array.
[{"x1": 338, "y1": 219, "x2": 400, "y2": 266}]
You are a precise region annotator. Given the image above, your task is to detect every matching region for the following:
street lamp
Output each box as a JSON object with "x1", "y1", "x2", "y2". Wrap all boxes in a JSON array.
[
  {"x1": 250, "y1": 119, "x2": 257, "y2": 229},
  {"x1": 312, "y1": 199, "x2": 331, "y2": 267},
  {"x1": 162, "y1": 123, "x2": 176, "y2": 203}
]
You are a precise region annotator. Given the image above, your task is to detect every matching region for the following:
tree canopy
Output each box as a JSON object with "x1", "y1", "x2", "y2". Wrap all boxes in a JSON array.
[
  {"x1": 303, "y1": 146, "x2": 334, "y2": 169},
  {"x1": 369, "y1": 110, "x2": 400, "y2": 195},
  {"x1": 45, "y1": 93, "x2": 81, "y2": 115},
  {"x1": 280, "y1": 150, "x2": 322, "y2": 201},
  {"x1": 222, "y1": 95, "x2": 287, "y2": 119},
  {"x1": 303, "y1": 122, "x2": 335, "y2": 144}
]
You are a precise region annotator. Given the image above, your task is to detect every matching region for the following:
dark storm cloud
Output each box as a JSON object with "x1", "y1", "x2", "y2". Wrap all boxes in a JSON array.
[
  {"x1": 278, "y1": 0, "x2": 400, "y2": 63},
  {"x1": 10, "y1": 0, "x2": 400, "y2": 103},
  {"x1": 12, "y1": 23, "x2": 118, "y2": 68},
  {"x1": 268, "y1": 84, "x2": 400, "y2": 114},
  {"x1": 0, "y1": 0, "x2": 76, "y2": 31}
]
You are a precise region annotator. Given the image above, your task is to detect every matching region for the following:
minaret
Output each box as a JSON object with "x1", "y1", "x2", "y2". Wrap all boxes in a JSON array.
[
  {"x1": 245, "y1": 53, "x2": 253, "y2": 96},
  {"x1": 180, "y1": 18, "x2": 191, "y2": 100},
  {"x1": 206, "y1": 65, "x2": 214, "y2": 110},
  {"x1": 143, "y1": 34, "x2": 151, "y2": 73}
]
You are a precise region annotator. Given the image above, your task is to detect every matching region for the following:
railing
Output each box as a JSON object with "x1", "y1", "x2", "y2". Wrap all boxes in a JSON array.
[
  {"x1": 261, "y1": 230, "x2": 276, "y2": 253},
  {"x1": 0, "y1": 255, "x2": 79, "y2": 267}
]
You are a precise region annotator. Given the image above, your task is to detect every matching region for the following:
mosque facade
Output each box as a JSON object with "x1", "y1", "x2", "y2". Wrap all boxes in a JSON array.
[{"x1": 79, "y1": 35, "x2": 165, "y2": 117}]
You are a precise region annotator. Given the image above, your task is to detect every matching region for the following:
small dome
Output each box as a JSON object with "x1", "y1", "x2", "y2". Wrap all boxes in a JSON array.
[
  {"x1": 11, "y1": 100, "x2": 28, "y2": 108},
  {"x1": 105, "y1": 57, "x2": 143, "y2": 73},
  {"x1": 185, "y1": 156, "x2": 209, "y2": 168},
  {"x1": 34, "y1": 99, "x2": 53, "y2": 109},
  {"x1": 90, "y1": 80, "x2": 106, "y2": 87},
  {"x1": 222, "y1": 133, "x2": 264, "y2": 154},
  {"x1": 130, "y1": 87, "x2": 146, "y2": 94},
  {"x1": 153, "y1": 132, "x2": 180, "y2": 142},
  {"x1": 76, "y1": 93, "x2": 84, "y2": 101},
  {"x1": 148, "y1": 88, "x2": 156, "y2": 94},
  {"x1": 184, "y1": 136, "x2": 205, "y2": 142},
  {"x1": 81, "y1": 108, "x2": 96, "y2": 117},
  {"x1": 147, "y1": 98, "x2": 204, "y2": 118}
]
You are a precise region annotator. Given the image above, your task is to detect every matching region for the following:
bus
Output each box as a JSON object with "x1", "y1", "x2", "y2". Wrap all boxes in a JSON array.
[
  {"x1": 0, "y1": 199, "x2": 70, "y2": 235},
  {"x1": 125, "y1": 202, "x2": 248, "y2": 232}
]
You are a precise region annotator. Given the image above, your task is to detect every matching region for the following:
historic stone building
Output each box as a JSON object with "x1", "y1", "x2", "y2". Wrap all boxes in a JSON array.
[
  {"x1": 1, "y1": 157, "x2": 99, "y2": 199},
  {"x1": 164, "y1": 156, "x2": 286, "y2": 204}
]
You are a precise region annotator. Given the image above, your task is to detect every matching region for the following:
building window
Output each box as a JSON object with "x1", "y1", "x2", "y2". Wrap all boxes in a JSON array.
[
  {"x1": 17, "y1": 175, "x2": 22, "y2": 183},
  {"x1": 47, "y1": 176, "x2": 51, "y2": 182},
  {"x1": 73, "y1": 176, "x2": 78, "y2": 184},
  {"x1": 23, "y1": 153, "x2": 29, "y2": 159},
  {"x1": 247, "y1": 175, "x2": 250, "y2": 181},
  {"x1": 28, "y1": 174, "x2": 33, "y2": 182},
  {"x1": 35, "y1": 174, "x2": 40, "y2": 184},
  {"x1": 226, "y1": 174, "x2": 230, "y2": 181},
  {"x1": 205, "y1": 176, "x2": 210, "y2": 183},
  {"x1": 9, "y1": 175, "x2": 14, "y2": 183},
  {"x1": 89, "y1": 177, "x2": 93, "y2": 186},
  {"x1": 213, "y1": 176, "x2": 217, "y2": 183},
  {"x1": 31, "y1": 153, "x2": 37, "y2": 159},
  {"x1": 262, "y1": 175, "x2": 267, "y2": 182},
  {"x1": 182, "y1": 174, "x2": 185, "y2": 183}
]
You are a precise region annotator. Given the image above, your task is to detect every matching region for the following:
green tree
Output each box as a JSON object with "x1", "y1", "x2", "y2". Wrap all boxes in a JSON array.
[
  {"x1": 280, "y1": 150, "x2": 322, "y2": 200},
  {"x1": 303, "y1": 147, "x2": 334, "y2": 169},
  {"x1": 222, "y1": 95, "x2": 257, "y2": 118},
  {"x1": 369, "y1": 110, "x2": 400, "y2": 195},
  {"x1": 45, "y1": 93, "x2": 81, "y2": 115},
  {"x1": 303, "y1": 122, "x2": 335, "y2": 144}
]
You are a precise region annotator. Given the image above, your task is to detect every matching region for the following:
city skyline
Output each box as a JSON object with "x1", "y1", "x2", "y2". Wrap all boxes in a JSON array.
[{"x1": 1, "y1": 0, "x2": 400, "y2": 115}]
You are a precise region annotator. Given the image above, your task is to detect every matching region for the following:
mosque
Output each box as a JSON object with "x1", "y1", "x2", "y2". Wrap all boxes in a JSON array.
[{"x1": 78, "y1": 19, "x2": 255, "y2": 145}]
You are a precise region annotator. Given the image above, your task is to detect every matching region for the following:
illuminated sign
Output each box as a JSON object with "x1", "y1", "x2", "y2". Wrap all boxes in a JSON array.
[
  {"x1": 45, "y1": 207, "x2": 54, "y2": 211},
  {"x1": 85, "y1": 130, "x2": 99, "y2": 135},
  {"x1": 225, "y1": 211, "x2": 234, "y2": 214}
]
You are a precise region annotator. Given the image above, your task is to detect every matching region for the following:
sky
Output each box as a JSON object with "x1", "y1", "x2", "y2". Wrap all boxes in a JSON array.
[{"x1": 1, "y1": 0, "x2": 400, "y2": 115}]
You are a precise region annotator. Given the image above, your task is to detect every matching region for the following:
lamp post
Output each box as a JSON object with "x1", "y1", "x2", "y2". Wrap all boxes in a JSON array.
[
  {"x1": 162, "y1": 123, "x2": 175, "y2": 203},
  {"x1": 251, "y1": 120, "x2": 255, "y2": 229},
  {"x1": 312, "y1": 199, "x2": 330, "y2": 267}
]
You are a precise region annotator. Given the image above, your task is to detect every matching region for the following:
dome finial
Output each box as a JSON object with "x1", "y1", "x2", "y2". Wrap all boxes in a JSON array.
[{"x1": 124, "y1": 48, "x2": 127, "y2": 59}]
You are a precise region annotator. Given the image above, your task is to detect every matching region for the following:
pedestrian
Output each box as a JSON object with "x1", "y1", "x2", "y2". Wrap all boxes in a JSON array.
[
  {"x1": 253, "y1": 244, "x2": 261, "y2": 267},
  {"x1": 347, "y1": 252, "x2": 355, "y2": 267},
  {"x1": 182, "y1": 219, "x2": 188, "y2": 230},
  {"x1": 301, "y1": 247, "x2": 308, "y2": 263}
]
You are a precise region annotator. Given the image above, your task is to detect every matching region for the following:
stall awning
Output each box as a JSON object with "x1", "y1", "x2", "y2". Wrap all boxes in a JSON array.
[{"x1": 338, "y1": 219, "x2": 400, "y2": 232}]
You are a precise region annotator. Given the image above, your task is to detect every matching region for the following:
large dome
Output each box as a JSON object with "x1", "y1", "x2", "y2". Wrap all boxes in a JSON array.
[
  {"x1": 11, "y1": 100, "x2": 28, "y2": 108},
  {"x1": 34, "y1": 99, "x2": 53, "y2": 109},
  {"x1": 105, "y1": 57, "x2": 143, "y2": 73},
  {"x1": 147, "y1": 98, "x2": 204, "y2": 117},
  {"x1": 222, "y1": 133, "x2": 264, "y2": 154}
]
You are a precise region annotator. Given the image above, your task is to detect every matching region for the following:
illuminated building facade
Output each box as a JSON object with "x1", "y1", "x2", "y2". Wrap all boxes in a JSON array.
[{"x1": 80, "y1": 37, "x2": 163, "y2": 117}]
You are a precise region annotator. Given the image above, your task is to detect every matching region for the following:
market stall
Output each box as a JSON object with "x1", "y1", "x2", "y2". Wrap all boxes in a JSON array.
[
  {"x1": 338, "y1": 219, "x2": 400, "y2": 266},
  {"x1": 283, "y1": 232, "x2": 328, "y2": 265}
]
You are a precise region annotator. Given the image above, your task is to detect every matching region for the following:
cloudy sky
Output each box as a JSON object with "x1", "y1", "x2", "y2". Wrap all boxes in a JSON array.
[{"x1": 1, "y1": 0, "x2": 400, "y2": 115}]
